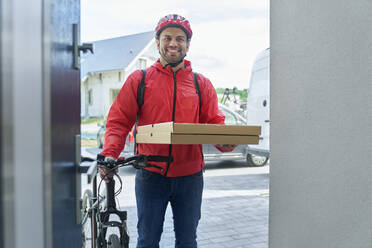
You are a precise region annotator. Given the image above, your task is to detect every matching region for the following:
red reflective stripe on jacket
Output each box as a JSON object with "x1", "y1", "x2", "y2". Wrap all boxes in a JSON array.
[{"x1": 102, "y1": 60, "x2": 225, "y2": 177}]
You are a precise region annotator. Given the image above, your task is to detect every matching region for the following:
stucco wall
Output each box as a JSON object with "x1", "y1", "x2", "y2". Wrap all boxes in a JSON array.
[
  {"x1": 81, "y1": 55, "x2": 156, "y2": 118},
  {"x1": 270, "y1": 1, "x2": 372, "y2": 247}
]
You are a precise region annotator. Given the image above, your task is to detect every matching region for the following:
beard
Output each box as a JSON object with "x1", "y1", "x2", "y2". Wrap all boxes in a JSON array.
[{"x1": 160, "y1": 47, "x2": 186, "y2": 64}]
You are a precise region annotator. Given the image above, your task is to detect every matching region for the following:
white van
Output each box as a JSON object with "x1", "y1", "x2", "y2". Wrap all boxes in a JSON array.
[{"x1": 246, "y1": 48, "x2": 270, "y2": 166}]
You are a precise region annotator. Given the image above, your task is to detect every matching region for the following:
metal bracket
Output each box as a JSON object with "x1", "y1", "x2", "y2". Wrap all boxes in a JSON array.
[
  {"x1": 75, "y1": 134, "x2": 82, "y2": 224},
  {"x1": 74, "y1": 134, "x2": 98, "y2": 223},
  {"x1": 72, "y1": 24, "x2": 93, "y2": 70}
]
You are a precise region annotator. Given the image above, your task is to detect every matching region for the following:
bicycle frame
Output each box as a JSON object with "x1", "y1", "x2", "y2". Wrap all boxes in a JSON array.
[
  {"x1": 84, "y1": 161, "x2": 129, "y2": 248},
  {"x1": 96, "y1": 179, "x2": 129, "y2": 247},
  {"x1": 81, "y1": 155, "x2": 165, "y2": 248}
]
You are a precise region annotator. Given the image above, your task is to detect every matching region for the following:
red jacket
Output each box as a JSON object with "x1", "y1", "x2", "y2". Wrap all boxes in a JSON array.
[{"x1": 102, "y1": 60, "x2": 225, "y2": 177}]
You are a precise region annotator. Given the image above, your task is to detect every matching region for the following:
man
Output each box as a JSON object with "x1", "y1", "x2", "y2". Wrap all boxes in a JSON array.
[{"x1": 100, "y1": 14, "x2": 236, "y2": 248}]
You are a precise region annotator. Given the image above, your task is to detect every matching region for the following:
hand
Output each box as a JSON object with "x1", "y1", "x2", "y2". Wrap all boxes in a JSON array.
[
  {"x1": 215, "y1": 144, "x2": 238, "y2": 151},
  {"x1": 98, "y1": 156, "x2": 117, "y2": 183}
]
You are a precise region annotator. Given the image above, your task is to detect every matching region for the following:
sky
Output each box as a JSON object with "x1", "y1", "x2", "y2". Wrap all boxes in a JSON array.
[{"x1": 81, "y1": 0, "x2": 269, "y2": 89}]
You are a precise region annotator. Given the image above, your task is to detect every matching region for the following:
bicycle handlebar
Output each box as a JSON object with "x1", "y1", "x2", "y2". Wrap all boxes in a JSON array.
[
  {"x1": 82, "y1": 154, "x2": 164, "y2": 184},
  {"x1": 98, "y1": 154, "x2": 163, "y2": 170}
]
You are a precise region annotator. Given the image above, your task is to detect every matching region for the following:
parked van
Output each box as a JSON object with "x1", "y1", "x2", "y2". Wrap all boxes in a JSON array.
[{"x1": 246, "y1": 48, "x2": 270, "y2": 166}]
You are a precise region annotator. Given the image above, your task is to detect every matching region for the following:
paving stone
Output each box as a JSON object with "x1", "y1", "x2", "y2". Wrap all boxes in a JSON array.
[{"x1": 84, "y1": 163, "x2": 269, "y2": 248}]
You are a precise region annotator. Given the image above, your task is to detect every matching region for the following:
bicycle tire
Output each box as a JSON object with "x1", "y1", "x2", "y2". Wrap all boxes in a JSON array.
[
  {"x1": 121, "y1": 224, "x2": 130, "y2": 248},
  {"x1": 107, "y1": 234, "x2": 120, "y2": 248},
  {"x1": 81, "y1": 190, "x2": 94, "y2": 248}
]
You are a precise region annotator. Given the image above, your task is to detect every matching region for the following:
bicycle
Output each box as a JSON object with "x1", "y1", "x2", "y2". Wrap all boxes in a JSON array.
[{"x1": 80, "y1": 154, "x2": 165, "y2": 248}]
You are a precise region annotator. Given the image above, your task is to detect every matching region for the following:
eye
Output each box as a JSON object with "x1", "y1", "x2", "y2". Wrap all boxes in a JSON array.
[{"x1": 176, "y1": 37, "x2": 185, "y2": 42}]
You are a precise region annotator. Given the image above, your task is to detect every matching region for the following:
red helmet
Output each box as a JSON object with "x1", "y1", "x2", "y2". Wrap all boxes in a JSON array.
[{"x1": 155, "y1": 14, "x2": 192, "y2": 40}]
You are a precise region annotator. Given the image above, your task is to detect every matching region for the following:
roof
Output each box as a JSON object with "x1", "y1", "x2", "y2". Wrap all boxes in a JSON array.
[
  {"x1": 251, "y1": 47, "x2": 270, "y2": 72},
  {"x1": 253, "y1": 47, "x2": 270, "y2": 64},
  {"x1": 81, "y1": 31, "x2": 155, "y2": 80}
]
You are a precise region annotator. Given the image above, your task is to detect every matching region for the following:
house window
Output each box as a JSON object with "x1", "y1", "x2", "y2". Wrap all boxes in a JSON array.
[
  {"x1": 138, "y1": 58, "x2": 147, "y2": 69},
  {"x1": 118, "y1": 71, "x2": 122, "y2": 81},
  {"x1": 88, "y1": 89, "x2": 93, "y2": 105},
  {"x1": 110, "y1": 89, "x2": 120, "y2": 105}
]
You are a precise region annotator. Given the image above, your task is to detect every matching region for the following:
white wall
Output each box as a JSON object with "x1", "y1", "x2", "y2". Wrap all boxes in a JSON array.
[
  {"x1": 87, "y1": 74, "x2": 104, "y2": 117},
  {"x1": 270, "y1": 1, "x2": 372, "y2": 247},
  {"x1": 84, "y1": 72, "x2": 122, "y2": 118},
  {"x1": 81, "y1": 39, "x2": 158, "y2": 118},
  {"x1": 81, "y1": 53, "x2": 157, "y2": 118},
  {"x1": 1, "y1": 0, "x2": 46, "y2": 246}
]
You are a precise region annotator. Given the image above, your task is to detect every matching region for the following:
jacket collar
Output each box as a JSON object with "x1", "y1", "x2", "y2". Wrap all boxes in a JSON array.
[{"x1": 153, "y1": 59, "x2": 192, "y2": 76}]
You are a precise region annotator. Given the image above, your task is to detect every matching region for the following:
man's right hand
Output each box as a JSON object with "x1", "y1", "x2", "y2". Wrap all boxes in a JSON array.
[{"x1": 98, "y1": 155, "x2": 116, "y2": 183}]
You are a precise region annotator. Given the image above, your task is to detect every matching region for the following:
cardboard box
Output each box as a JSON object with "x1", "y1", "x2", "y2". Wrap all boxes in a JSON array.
[
  {"x1": 137, "y1": 122, "x2": 261, "y2": 135},
  {"x1": 136, "y1": 122, "x2": 261, "y2": 145}
]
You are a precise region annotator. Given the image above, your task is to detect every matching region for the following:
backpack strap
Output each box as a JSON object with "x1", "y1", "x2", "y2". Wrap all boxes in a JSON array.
[
  {"x1": 193, "y1": 72, "x2": 202, "y2": 117},
  {"x1": 192, "y1": 72, "x2": 204, "y2": 166},
  {"x1": 137, "y1": 69, "x2": 146, "y2": 109},
  {"x1": 134, "y1": 69, "x2": 146, "y2": 154}
]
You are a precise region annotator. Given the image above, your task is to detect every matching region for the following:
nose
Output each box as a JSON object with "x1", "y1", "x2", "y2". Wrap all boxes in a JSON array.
[{"x1": 168, "y1": 38, "x2": 177, "y2": 47}]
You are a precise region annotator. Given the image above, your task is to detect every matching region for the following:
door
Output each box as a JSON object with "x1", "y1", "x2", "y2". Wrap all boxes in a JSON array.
[
  {"x1": 0, "y1": 0, "x2": 81, "y2": 248},
  {"x1": 0, "y1": 0, "x2": 3, "y2": 244},
  {"x1": 48, "y1": 0, "x2": 81, "y2": 246},
  {"x1": 0, "y1": 0, "x2": 82, "y2": 247}
]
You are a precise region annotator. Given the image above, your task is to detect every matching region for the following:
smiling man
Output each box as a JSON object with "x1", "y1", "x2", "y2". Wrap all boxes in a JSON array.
[
  {"x1": 99, "y1": 14, "x2": 236, "y2": 248},
  {"x1": 157, "y1": 27, "x2": 189, "y2": 67}
]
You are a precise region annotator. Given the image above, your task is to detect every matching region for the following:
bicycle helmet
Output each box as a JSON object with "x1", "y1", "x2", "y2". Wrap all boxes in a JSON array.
[{"x1": 155, "y1": 14, "x2": 192, "y2": 40}]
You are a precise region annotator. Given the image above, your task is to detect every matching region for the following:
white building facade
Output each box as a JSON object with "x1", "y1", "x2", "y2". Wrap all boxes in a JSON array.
[{"x1": 81, "y1": 32, "x2": 158, "y2": 118}]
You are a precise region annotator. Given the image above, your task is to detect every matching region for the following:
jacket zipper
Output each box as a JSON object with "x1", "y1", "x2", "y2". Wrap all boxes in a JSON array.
[{"x1": 164, "y1": 71, "x2": 177, "y2": 176}]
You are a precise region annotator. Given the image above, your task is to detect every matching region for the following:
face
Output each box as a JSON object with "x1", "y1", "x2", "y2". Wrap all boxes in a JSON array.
[{"x1": 156, "y1": 27, "x2": 190, "y2": 65}]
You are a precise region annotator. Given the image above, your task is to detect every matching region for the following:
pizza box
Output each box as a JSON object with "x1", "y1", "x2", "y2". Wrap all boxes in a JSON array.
[
  {"x1": 137, "y1": 122, "x2": 261, "y2": 136},
  {"x1": 136, "y1": 132, "x2": 259, "y2": 144},
  {"x1": 136, "y1": 122, "x2": 261, "y2": 145}
]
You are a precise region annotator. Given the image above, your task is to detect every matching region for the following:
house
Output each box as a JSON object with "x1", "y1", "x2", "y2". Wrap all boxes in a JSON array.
[{"x1": 81, "y1": 31, "x2": 157, "y2": 118}]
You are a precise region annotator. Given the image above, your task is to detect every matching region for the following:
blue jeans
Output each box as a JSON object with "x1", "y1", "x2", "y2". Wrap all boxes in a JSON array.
[{"x1": 135, "y1": 169, "x2": 204, "y2": 248}]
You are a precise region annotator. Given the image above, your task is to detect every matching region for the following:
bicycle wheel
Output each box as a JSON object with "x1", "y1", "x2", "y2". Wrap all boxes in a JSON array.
[
  {"x1": 81, "y1": 190, "x2": 94, "y2": 248},
  {"x1": 107, "y1": 234, "x2": 120, "y2": 248},
  {"x1": 121, "y1": 224, "x2": 130, "y2": 248}
]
